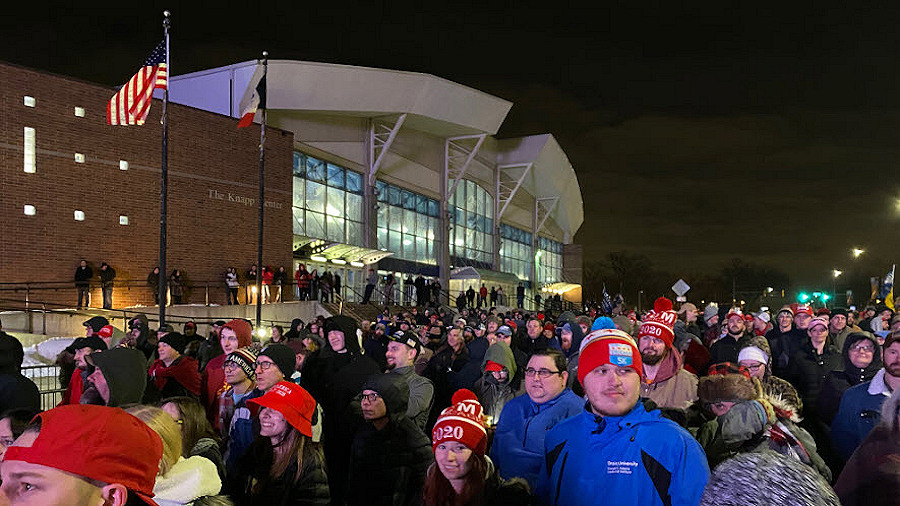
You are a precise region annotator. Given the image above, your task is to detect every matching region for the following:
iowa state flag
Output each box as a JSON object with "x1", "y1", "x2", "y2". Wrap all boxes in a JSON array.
[{"x1": 237, "y1": 63, "x2": 266, "y2": 128}]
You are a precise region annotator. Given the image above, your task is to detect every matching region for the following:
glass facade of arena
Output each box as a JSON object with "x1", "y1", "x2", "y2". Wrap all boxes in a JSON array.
[
  {"x1": 449, "y1": 179, "x2": 494, "y2": 266},
  {"x1": 499, "y1": 223, "x2": 532, "y2": 281},
  {"x1": 292, "y1": 152, "x2": 365, "y2": 246},
  {"x1": 375, "y1": 180, "x2": 441, "y2": 265},
  {"x1": 537, "y1": 235, "x2": 564, "y2": 285}
]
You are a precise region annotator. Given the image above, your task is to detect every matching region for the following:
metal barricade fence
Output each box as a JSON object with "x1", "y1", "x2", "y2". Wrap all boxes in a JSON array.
[{"x1": 21, "y1": 364, "x2": 63, "y2": 411}]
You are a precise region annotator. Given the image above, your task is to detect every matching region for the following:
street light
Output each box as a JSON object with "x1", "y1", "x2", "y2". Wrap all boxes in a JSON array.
[
  {"x1": 852, "y1": 248, "x2": 865, "y2": 258},
  {"x1": 832, "y1": 269, "x2": 843, "y2": 307}
]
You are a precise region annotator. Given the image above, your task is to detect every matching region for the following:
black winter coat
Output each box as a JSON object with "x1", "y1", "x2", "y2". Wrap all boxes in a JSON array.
[
  {"x1": 786, "y1": 340, "x2": 843, "y2": 421},
  {"x1": 347, "y1": 374, "x2": 433, "y2": 506},
  {"x1": 301, "y1": 315, "x2": 380, "y2": 506},
  {"x1": 708, "y1": 334, "x2": 750, "y2": 365},
  {"x1": 423, "y1": 344, "x2": 473, "y2": 415},
  {"x1": 769, "y1": 327, "x2": 807, "y2": 378},
  {"x1": 74, "y1": 266, "x2": 92, "y2": 286},
  {"x1": 817, "y1": 332, "x2": 882, "y2": 425}
]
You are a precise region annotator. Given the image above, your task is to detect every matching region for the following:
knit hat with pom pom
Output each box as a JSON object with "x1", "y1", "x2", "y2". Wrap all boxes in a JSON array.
[
  {"x1": 638, "y1": 297, "x2": 677, "y2": 348},
  {"x1": 431, "y1": 389, "x2": 488, "y2": 456}
]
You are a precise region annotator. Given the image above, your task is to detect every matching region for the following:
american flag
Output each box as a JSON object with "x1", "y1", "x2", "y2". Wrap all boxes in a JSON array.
[{"x1": 106, "y1": 41, "x2": 167, "y2": 125}]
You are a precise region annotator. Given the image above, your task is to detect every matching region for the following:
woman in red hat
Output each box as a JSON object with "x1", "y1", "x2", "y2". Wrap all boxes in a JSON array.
[
  {"x1": 422, "y1": 389, "x2": 531, "y2": 505},
  {"x1": 229, "y1": 381, "x2": 329, "y2": 506}
]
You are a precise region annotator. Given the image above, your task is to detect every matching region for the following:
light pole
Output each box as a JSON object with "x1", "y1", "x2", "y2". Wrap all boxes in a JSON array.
[{"x1": 833, "y1": 269, "x2": 843, "y2": 306}]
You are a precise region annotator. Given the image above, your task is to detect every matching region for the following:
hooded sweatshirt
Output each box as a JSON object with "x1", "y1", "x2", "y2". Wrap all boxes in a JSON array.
[
  {"x1": 474, "y1": 342, "x2": 518, "y2": 421},
  {"x1": 85, "y1": 347, "x2": 148, "y2": 407},
  {"x1": 347, "y1": 373, "x2": 433, "y2": 506},
  {"x1": 201, "y1": 319, "x2": 252, "y2": 424},
  {"x1": 0, "y1": 332, "x2": 39, "y2": 413},
  {"x1": 301, "y1": 315, "x2": 380, "y2": 506},
  {"x1": 639, "y1": 347, "x2": 698, "y2": 411}
]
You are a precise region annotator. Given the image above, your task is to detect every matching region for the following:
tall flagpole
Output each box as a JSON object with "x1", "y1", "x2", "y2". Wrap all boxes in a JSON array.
[
  {"x1": 159, "y1": 10, "x2": 171, "y2": 327},
  {"x1": 255, "y1": 52, "x2": 268, "y2": 333}
]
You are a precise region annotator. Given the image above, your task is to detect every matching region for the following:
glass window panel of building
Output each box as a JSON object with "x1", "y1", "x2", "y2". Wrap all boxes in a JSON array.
[
  {"x1": 375, "y1": 180, "x2": 440, "y2": 264},
  {"x1": 499, "y1": 223, "x2": 533, "y2": 281},
  {"x1": 450, "y1": 179, "x2": 494, "y2": 265},
  {"x1": 293, "y1": 152, "x2": 364, "y2": 246},
  {"x1": 537, "y1": 235, "x2": 564, "y2": 284}
]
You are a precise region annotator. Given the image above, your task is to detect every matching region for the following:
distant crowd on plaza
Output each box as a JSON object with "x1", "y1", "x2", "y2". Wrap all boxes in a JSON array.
[
  {"x1": 72, "y1": 260, "x2": 567, "y2": 313},
  {"x1": 5, "y1": 288, "x2": 900, "y2": 504}
]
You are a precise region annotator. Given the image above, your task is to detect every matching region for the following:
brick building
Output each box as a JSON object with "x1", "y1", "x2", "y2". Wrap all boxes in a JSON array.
[{"x1": 0, "y1": 62, "x2": 294, "y2": 308}]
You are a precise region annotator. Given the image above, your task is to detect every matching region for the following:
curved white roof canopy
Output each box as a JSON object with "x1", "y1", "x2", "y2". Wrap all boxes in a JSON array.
[
  {"x1": 168, "y1": 60, "x2": 512, "y2": 137},
  {"x1": 494, "y1": 134, "x2": 584, "y2": 239}
]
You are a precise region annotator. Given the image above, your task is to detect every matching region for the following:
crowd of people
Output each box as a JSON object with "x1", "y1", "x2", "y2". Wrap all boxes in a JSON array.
[{"x1": 3, "y1": 293, "x2": 900, "y2": 505}]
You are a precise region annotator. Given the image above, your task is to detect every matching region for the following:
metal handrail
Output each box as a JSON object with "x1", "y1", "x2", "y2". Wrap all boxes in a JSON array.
[{"x1": 0, "y1": 295, "x2": 297, "y2": 332}]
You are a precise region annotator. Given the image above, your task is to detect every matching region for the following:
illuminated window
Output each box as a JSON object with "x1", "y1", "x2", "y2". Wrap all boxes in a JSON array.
[
  {"x1": 119, "y1": 215, "x2": 129, "y2": 225},
  {"x1": 24, "y1": 205, "x2": 36, "y2": 216},
  {"x1": 292, "y1": 152, "x2": 365, "y2": 246},
  {"x1": 74, "y1": 107, "x2": 85, "y2": 117},
  {"x1": 119, "y1": 160, "x2": 129, "y2": 171},
  {"x1": 75, "y1": 153, "x2": 85, "y2": 163},
  {"x1": 449, "y1": 179, "x2": 494, "y2": 266},
  {"x1": 23, "y1": 96, "x2": 35, "y2": 107},
  {"x1": 374, "y1": 179, "x2": 440, "y2": 264},
  {"x1": 74, "y1": 210, "x2": 85, "y2": 221},
  {"x1": 24, "y1": 127, "x2": 35, "y2": 173}
]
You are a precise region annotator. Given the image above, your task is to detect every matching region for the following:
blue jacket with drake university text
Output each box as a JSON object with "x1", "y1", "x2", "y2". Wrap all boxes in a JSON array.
[
  {"x1": 536, "y1": 401, "x2": 709, "y2": 506},
  {"x1": 490, "y1": 388, "x2": 583, "y2": 489}
]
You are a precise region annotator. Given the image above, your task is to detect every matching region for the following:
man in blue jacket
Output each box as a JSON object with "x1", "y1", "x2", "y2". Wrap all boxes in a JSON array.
[
  {"x1": 831, "y1": 332, "x2": 900, "y2": 461},
  {"x1": 536, "y1": 328, "x2": 709, "y2": 506},
  {"x1": 491, "y1": 348, "x2": 582, "y2": 489}
]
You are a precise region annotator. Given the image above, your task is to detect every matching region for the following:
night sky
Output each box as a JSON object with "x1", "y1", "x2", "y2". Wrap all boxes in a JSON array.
[{"x1": 6, "y1": 2, "x2": 900, "y2": 290}]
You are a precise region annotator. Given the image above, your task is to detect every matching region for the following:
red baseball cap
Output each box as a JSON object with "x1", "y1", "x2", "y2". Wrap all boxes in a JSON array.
[
  {"x1": 97, "y1": 324, "x2": 115, "y2": 340},
  {"x1": 726, "y1": 310, "x2": 744, "y2": 321},
  {"x1": 3, "y1": 404, "x2": 162, "y2": 505},
  {"x1": 248, "y1": 381, "x2": 317, "y2": 438},
  {"x1": 794, "y1": 305, "x2": 814, "y2": 317}
]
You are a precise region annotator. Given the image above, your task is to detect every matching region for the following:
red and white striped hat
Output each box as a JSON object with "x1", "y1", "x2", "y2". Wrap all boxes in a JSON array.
[{"x1": 432, "y1": 389, "x2": 487, "y2": 456}]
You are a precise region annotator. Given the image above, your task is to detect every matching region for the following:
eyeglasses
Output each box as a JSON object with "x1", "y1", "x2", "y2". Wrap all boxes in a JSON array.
[
  {"x1": 742, "y1": 363, "x2": 764, "y2": 372},
  {"x1": 524, "y1": 368, "x2": 562, "y2": 379},
  {"x1": 850, "y1": 344, "x2": 875, "y2": 353},
  {"x1": 254, "y1": 361, "x2": 276, "y2": 371},
  {"x1": 360, "y1": 392, "x2": 381, "y2": 403},
  {"x1": 223, "y1": 361, "x2": 241, "y2": 370}
]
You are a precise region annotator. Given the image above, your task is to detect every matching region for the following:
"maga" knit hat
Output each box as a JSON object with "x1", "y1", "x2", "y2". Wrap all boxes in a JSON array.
[
  {"x1": 432, "y1": 389, "x2": 488, "y2": 456},
  {"x1": 638, "y1": 297, "x2": 677, "y2": 348}
]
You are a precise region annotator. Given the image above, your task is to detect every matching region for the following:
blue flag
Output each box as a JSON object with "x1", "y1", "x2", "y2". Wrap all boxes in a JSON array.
[{"x1": 600, "y1": 284, "x2": 613, "y2": 314}]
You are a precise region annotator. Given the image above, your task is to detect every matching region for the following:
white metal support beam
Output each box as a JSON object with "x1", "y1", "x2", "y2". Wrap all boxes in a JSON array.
[
  {"x1": 444, "y1": 134, "x2": 486, "y2": 198},
  {"x1": 496, "y1": 163, "x2": 533, "y2": 220},
  {"x1": 535, "y1": 197, "x2": 559, "y2": 235},
  {"x1": 367, "y1": 113, "x2": 406, "y2": 186}
]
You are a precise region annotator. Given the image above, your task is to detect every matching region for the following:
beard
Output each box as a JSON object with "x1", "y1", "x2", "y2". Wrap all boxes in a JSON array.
[
  {"x1": 886, "y1": 361, "x2": 900, "y2": 378},
  {"x1": 79, "y1": 383, "x2": 104, "y2": 405},
  {"x1": 641, "y1": 350, "x2": 665, "y2": 366}
]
